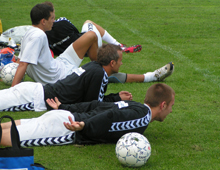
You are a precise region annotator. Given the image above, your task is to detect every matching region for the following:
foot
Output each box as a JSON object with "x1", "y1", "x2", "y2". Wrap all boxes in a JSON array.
[
  {"x1": 120, "y1": 44, "x2": 142, "y2": 53},
  {"x1": 154, "y1": 62, "x2": 174, "y2": 81}
]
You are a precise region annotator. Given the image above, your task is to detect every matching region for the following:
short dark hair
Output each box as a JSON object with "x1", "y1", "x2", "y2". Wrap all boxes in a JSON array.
[
  {"x1": 30, "y1": 3, "x2": 54, "y2": 25},
  {"x1": 97, "y1": 44, "x2": 122, "y2": 66},
  {"x1": 144, "y1": 83, "x2": 175, "y2": 107},
  {"x1": 42, "y1": 1, "x2": 54, "y2": 9}
]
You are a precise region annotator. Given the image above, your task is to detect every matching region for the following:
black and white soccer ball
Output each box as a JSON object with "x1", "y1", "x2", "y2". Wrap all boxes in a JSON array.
[
  {"x1": 0, "y1": 62, "x2": 24, "y2": 85},
  {"x1": 115, "y1": 132, "x2": 151, "y2": 167}
]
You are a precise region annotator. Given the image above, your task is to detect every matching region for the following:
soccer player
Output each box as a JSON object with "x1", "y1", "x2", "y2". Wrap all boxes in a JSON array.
[
  {"x1": 0, "y1": 83, "x2": 175, "y2": 147},
  {"x1": 12, "y1": 3, "x2": 101, "y2": 86},
  {"x1": 0, "y1": 44, "x2": 132, "y2": 112}
]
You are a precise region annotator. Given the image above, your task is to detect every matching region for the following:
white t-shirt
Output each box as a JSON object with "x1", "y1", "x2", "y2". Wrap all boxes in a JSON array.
[{"x1": 18, "y1": 26, "x2": 66, "y2": 85}]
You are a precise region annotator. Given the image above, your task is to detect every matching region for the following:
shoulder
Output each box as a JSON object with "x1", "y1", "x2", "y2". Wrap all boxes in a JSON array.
[
  {"x1": 81, "y1": 62, "x2": 105, "y2": 78},
  {"x1": 53, "y1": 17, "x2": 76, "y2": 29},
  {"x1": 25, "y1": 27, "x2": 46, "y2": 40},
  {"x1": 83, "y1": 61, "x2": 103, "y2": 71}
]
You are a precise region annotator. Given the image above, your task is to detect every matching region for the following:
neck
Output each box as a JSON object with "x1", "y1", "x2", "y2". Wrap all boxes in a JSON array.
[
  {"x1": 146, "y1": 104, "x2": 160, "y2": 122},
  {"x1": 32, "y1": 24, "x2": 45, "y2": 32},
  {"x1": 102, "y1": 65, "x2": 112, "y2": 76}
]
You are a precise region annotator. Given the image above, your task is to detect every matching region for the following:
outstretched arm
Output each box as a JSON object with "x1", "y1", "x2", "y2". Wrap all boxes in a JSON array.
[{"x1": 64, "y1": 116, "x2": 85, "y2": 131}]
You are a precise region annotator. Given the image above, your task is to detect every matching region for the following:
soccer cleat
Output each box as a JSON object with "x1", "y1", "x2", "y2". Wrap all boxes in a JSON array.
[
  {"x1": 154, "y1": 62, "x2": 174, "y2": 81},
  {"x1": 120, "y1": 44, "x2": 142, "y2": 53},
  {"x1": 119, "y1": 44, "x2": 127, "y2": 51}
]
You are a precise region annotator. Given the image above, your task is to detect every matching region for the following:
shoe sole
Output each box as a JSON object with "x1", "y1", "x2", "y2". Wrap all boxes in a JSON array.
[
  {"x1": 160, "y1": 62, "x2": 174, "y2": 81},
  {"x1": 155, "y1": 62, "x2": 174, "y2": 81}
]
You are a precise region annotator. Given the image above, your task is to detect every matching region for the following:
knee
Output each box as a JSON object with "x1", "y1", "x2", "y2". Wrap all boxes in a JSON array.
[
  {"x1": 86, "y1": 31, "x2": 97, "y2": 41},
  {"x1": 84, "y1": 20, "x2": 93, "y2": 24}
]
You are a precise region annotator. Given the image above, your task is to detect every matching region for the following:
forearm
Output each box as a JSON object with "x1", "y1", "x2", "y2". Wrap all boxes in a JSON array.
[
  {"x1": 11, "y1": 62, "x2": 28, "y2": 87},
  {"x1": 58, "y1": 100, "x2": 100, "y2": 113}
]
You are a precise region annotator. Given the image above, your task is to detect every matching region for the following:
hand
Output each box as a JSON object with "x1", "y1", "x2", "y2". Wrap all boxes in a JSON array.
[
  {"x1": 64, "y1": 116, "x2": 85, "y2": 131},
  {"x1": 46, "y1": 97, "x2": 61, "y2": 110},
  {"x1": 119, "y1": 91, "x2": 133, "y2": 101}
]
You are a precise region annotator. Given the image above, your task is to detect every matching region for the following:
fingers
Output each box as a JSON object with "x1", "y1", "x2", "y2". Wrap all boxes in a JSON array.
[
  {"x1": 63, "y1": 121, "x2": 84, "y2": 131},
  {"x1": 68, "y1": 116, "x2": 75, "y2": 124},
  {"x1": 54, "y1": 97, "x2": 60, "y2": 104},
  {"x1": 46, "y1": 98, "x2": 55, "y2": 104},
  {"x1": 64, "y1": 116, "x2": 85, "y2": 131}
]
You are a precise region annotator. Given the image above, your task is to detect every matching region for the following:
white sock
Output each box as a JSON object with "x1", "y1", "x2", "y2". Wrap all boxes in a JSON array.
[
  {"x1": 102, "y1": 30, "x2": 120, "y2": 45},
  {"x1": 143, "y1": 72, "x2": 157, "y2": 82}
]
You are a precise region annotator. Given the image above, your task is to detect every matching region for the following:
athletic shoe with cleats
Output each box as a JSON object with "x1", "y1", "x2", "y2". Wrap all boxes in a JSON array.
[
  {"x1": 154, "y1": 62, "x2": 174, "y2": 81},
  {"x1": 122, "y1": 44, "x2": 142, "y2": 53},
  {"x1": 120, "y1": 44, "x2": 127, "y2": 51}
]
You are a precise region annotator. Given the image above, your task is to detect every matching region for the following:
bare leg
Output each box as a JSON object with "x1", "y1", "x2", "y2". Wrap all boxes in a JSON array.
[
  {"x1": 0, "y1": 120, "x2": 20, "y2": 146},
  {"x1": 1, "y1": 128, "x2": 12, "y2": 146},
  {"x1": 126, "y1": 74, "x2": 144, "y2": 83},
  {"x1": 109, "y1": 73, "x2": 144, "y2": 83},
  {"x1": 1, "y1": 120, "x2": 21, "y2": 129},
  {"x1": 72, "y1": 31, "x2": 98, "y2": 61}
]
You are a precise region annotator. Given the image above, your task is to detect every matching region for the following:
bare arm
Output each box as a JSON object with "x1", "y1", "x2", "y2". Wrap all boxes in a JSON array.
[{"x1": 11, "y1": 62, "x2": 28, "y2": 87}]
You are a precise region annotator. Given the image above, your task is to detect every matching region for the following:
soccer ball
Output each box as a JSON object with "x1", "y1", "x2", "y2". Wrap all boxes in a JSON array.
[
  {"x1": 115, "y1": 132, "x2": 151, "y2": 167},
  {"x1": 0, "y1": 62, "x2": 24, "y2": 85}
]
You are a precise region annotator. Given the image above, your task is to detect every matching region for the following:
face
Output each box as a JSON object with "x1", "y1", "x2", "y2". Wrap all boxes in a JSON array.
[
  {"x1": 112, "y1": 50, "x2": 123, "y2": 73},
  {"x1": 44, "y1": 11, "x2": 55, "y2": 31},
  {"x1": 159, "y1": 94, "x2": 175, "y2": 122}
]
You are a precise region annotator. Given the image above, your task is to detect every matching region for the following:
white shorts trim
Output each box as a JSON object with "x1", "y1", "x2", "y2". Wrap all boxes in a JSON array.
[
  {"x1": 18, "y1": 110, "x2": 75, "y2": 146},
  {"x1": 0, "y1": 82, "x2": 46, "y2": 112},
  {"x1": 56, "y1": 44, "x2": 83, "y2": 76},
  {"x1": 81, "y1": 23, "x2": 102, "y2": 47}
]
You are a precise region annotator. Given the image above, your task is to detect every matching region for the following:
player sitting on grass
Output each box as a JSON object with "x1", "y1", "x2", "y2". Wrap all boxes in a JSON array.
[
  {"x1": 12, "y1": 3, "x2": 103, "y2": 86},
  {"x1": 0, "y1": 83, "x2": 175, "y2": 147}
]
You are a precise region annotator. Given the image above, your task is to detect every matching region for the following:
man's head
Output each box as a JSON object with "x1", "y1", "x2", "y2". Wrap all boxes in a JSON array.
[
  {"x1": 30, "y1": 3, "x2": 55, "y2": 31},
  {"x1": 97, "y1": 44, "x2": 123, "y2": 75},
  {"x1": 144, "y1": 83, "x2": 175, "y2": 122},
  {"x1": 42, "y1": 1, "x2": 54, "y2": 10}
]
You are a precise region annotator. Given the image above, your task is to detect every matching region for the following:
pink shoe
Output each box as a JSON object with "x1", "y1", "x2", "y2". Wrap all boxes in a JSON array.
[{"x1": 122, "y1": 44, "x2": 142, "y2": 53}]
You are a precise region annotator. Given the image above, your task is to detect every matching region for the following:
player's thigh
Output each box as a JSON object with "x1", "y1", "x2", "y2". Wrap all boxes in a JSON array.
[
  {"x1": 17, "y1": 110, "x2": 75, "y2": 141},
  {"x1": 0, "y1": 82, "x2": 39, "y2": 110}
]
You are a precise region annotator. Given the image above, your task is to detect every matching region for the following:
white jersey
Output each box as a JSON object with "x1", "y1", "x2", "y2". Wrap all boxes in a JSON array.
[{"x1": 18, "y1": 26, "x2": 65, "y2": 85}]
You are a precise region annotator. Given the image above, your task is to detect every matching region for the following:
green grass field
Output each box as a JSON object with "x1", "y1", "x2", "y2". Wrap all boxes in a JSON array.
[{"x1": 0, "y1": 0, "x2": 220, "y2": 169}]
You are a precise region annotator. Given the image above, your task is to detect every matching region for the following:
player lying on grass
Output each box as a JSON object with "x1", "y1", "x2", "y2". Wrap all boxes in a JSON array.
[
  {"x1": 0, "y1": 83, "x2": 175, "y2": 147},
  {"x1": 0, "y1": 44, "x2": 133, "y2": 112},
  {"x1": 43, "y1": 1, "x2": 173, "y2": 83},
  {"x1": 46, "y1": 17, "x2": 174, "y2": 83}
]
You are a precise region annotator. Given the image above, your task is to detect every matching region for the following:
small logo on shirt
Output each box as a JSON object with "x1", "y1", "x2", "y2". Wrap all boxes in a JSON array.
[{"x1": 74, "y1": 67, "x2": 85, "y2": 76}]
